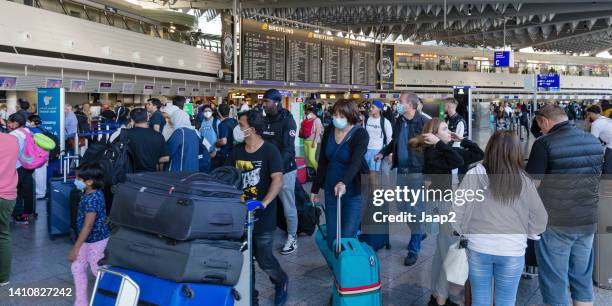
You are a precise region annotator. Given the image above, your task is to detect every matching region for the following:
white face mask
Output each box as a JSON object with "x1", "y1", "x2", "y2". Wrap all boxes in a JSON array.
[
  {"x1": 233, "y1": 125, "x2": 247, "y2": 143},
  {"x1": 203, "y1": 111, "x2": 213, "y2": 119},
  {"x1": 307, "y1": 113, "x2": 315, "y2": 120}
]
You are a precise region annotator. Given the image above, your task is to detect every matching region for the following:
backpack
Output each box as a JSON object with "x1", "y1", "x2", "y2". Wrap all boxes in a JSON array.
[
  {"x1": 299, "y1": 118, "x2": 315, "y2": 139},
  {"x1": 81, "y1": 130, "x2": 133, "y2": 188},
  {"x1": 277, "y1": 180, "x2": 321, "y2": 236},
  {"x1": 13, "y1": 128, "x2": 49, "y2": 170}
]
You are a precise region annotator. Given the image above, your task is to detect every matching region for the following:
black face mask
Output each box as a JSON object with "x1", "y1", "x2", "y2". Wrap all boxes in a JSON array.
[{"x1": 265, "y1": 103, "x2": 278, "y2": 116}]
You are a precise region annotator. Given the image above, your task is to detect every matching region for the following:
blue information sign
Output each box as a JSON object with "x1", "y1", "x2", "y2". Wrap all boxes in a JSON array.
[
  {"x1": 536, "y1": 74, "x2": 560, "y2": 88},
  {"x1": 494, "y1": 51, "x2": 512, "y2": 67},
  {"x1": 37, "y1": 88, "x2": 65, "y2": 150}
]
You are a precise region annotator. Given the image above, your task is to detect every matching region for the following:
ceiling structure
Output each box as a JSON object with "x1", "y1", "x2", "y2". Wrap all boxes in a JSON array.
[{"x1": 157, "y1": 0, "x2": 612, "y2": 55}]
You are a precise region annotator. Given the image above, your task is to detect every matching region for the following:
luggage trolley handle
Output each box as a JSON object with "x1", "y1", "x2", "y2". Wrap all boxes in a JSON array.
[
  {"x1": 90, "y1": 266, "x2": 140, "y2": 306},
  {"x1": 336, "y1": 193, "x2": 344, "y2": 256}
]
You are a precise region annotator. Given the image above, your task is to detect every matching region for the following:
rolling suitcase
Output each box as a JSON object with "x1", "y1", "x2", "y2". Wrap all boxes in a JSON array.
[
  {"x1": 315, "y1": 195, "x2": 382, "y2": 306},
  {"x1": 106, "y1": 227, "x2": 244, "y2": 286},
  {"x1": 46, "y1": 156, "x2": 79, "y2": 240},
  {"x1": 91, "y1": 266, "x2": 236, "y2": 306},
  {"x1": 110, "y1": 172, "x2": 246, "y2": 241}
]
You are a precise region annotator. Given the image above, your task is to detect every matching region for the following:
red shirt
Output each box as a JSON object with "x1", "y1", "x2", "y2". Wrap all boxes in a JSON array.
[{"x1": 0, "y1": 134, "x2": 19, "y2": 200}]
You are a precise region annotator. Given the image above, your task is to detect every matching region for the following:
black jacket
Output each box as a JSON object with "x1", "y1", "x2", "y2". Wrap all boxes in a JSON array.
[
  {"x1": 262, "y1": 108, "x2": 297, "y2": 173},
  {"x1": 311, "y1": 125, "x2": 369, "y2": 195},
  {"x1": 526, "y1": 121, "x2": 604, "y2": 228},
  {"x1": 424, "y1": 139, "x2": 484, "y2": 190},
  {"x1": 379, "y1": 111, "x2": 429, "y2": 171}
]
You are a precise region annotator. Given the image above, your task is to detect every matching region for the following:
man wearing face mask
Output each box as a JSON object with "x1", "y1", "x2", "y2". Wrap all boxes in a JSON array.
[
  {"x1": 375, "y1": 91, "x2": 430, "y2": 266},
  {"x1": 198, "y1": 105, "x2": 219, "y2": 163},
  {"x1": 227, "y1": 110, "x2": 288, "y2": 306},
  {"x1": 260, "y1": 89, "x2": 299, "y2": 255},
  {"x1": 526, "y1": 105, "x2": 603, "y2": 306}
]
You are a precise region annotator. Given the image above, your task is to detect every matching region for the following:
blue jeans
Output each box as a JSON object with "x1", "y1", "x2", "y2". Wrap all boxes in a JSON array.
[
  {"x1": 252, "y1": 231, "x2": 288, "y2": 305},
  {"x1": 535, "y1": 227, "x2": 595, "y2": 306},
  {"x1": 365, "y1": 149, "x2": 381, "y2": 171},
  {"x1": 397, "y1": 172, "x2": 424, "y2": 254},
  {"x1": 324, "y1": 191, "x2": 362, "y2": 251},
  {"x1": 468, "y1": 249, "x2": 524, "y2": 306}
]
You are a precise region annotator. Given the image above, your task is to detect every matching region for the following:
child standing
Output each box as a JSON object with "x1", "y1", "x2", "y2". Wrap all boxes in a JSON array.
[{"x1": 68, "y1": 164, "x2": 110, "y2": 306}]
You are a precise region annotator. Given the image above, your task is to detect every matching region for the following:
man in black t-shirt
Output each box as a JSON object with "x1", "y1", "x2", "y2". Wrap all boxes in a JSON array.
[
  {"x1": 226, "y1": 110, "x2": 288, "y2": 306},
  {"x1": 125, "y1": 108, "x2": 169, "y2": 171},
  {"x1": 146, "y1": 98, "x2": 165, "y2": 133}
]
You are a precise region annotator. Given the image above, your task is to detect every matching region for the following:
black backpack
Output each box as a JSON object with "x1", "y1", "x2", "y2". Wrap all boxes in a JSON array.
[
  {"x1": 277, "y1": 180, "x2": 321, "y2": 236},
  {"x1": 81, "y1": 130, "x2": 133, "y2": 188}
]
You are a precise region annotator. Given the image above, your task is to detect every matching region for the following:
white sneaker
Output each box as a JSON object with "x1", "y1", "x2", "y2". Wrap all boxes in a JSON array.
[
  {"x1": 0, "y1": 281, "x2": 9, "y2": 287},
  {"x1": 280, "y1": 235, "x2": 297, "y2": 255}
]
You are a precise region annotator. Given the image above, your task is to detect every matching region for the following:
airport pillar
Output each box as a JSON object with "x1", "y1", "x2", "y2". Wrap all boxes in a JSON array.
[{"x1": 6, "y1": 91, "x2": 17, "y2": 115}]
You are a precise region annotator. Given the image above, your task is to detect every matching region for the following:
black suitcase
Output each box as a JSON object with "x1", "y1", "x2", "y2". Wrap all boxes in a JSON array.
[
  {"x1": 106, "y1": 227, "x2": 244, "y2": 286},
  {"x1": 110, "y1": 172, "x2": 246, "y2": 241}
]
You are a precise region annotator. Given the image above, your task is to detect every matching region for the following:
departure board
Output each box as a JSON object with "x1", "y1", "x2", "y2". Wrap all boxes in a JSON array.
[
  {"x1": 242, "y1": 28, "x2": 286, "y2": 81},
  {"x1": 352, "y1": 48, "x2": 377, "y2": 85},
  {"x1": 287, "y1": 39, "x2": 321, "y2": 83},
  {"x1": 322, "y1": 44, "x2": 351, "y2": 84},
  {"x1": 240, "y1": 19, "x2": 378, "y2": 89}
]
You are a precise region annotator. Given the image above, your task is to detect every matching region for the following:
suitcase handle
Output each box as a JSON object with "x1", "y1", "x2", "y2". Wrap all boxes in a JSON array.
[
  {"x1": 202, "y1": 273, "x2": 227, "y2": 283},
  {"x1": 203, "y1": 259, "x2": 230, "y2": 269},
  {"x1": 128, "y1": 244, "x2": 156, "y2": 256},
  {"x1": 209, "y1": 214, "x2": 233, "y2": 226}
]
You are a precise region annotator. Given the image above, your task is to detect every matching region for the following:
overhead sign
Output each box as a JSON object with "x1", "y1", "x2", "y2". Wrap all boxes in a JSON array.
[
  {"x1": 122, "y1": 83, "x2": 135, "y2": 94},
  {"x1": 493, "y1": 51, "x2": 514, "y2": 67},
  {"x1": 70, "y1": 80, "x2": 86, "y2": 92},
  {"x1": 177, "y1": 87, "x2": 186, "y2": 95},
  {"x1": 537, "y1": 74, "x2": 560, "y2": 89},
  {"x1": 160, "y1": 85, "x2": 172, "y2": 96},
  {"x1": 0, "y1": 76, "x2": 17, "y2": 90},
  {"x1": 37, "y1": 88, "x2": 65, "y2": 152},
  {"x1": 99, "y1": 81, "x2": 113, "y2": 93},
  {"x1": 143, "y1": 84, "x2": 154, "y2": 95},
  {"x1": 46, "y1": 79, "x2": 63, "y2": 88},
  {"x1": 192, "y1": 87, "x2": 201, "y2": 96}
]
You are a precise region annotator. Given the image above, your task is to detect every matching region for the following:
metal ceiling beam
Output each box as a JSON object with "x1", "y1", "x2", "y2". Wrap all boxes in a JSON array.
[{"x1": 515, "y1": 25, "x2": 612, "y2": 49}]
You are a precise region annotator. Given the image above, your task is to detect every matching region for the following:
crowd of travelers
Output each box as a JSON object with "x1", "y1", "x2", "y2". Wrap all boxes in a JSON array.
[{"x1": 0, "y1": 91, "x2": 610, "y2": 306}]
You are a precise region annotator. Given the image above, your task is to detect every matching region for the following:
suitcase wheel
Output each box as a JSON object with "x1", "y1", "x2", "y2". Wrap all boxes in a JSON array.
[
  {"x1": 181, "y1": 285, "x2": 194, "y2": 299},
  {"x1": 231, "y1": 288, "x2": 241, "y2": 301}
]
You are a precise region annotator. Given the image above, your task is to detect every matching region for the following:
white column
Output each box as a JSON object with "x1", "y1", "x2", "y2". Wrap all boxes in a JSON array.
[{"x1": 6, "y1": 91, "x2": 17, "y2": 114}]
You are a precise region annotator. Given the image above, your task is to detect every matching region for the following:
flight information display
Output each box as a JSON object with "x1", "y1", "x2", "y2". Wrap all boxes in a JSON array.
[
  {"x1": 287, "y1": 39, "x2": 321, "y2": 83},
  {"x1": 240, "y1": 19, "x2": 378, "y2": 88},
  {"x1": 322, "y1": 44, "x2": 351, "y2": 84},
  {"x1": 352, "y1": 48, "x2": 377, "y2": 85},
  {"x1": 242, "y1": 21, "x2": 286, "y2": 81}
]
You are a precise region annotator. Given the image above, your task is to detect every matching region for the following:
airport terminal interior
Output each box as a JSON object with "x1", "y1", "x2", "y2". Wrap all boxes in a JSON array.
[{"x1": 1, "y1": 0, "x2": 612, "y2": 305}]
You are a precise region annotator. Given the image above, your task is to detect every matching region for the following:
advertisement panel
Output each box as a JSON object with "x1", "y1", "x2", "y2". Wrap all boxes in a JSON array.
[{"x1": 37, "y1": 88, "x2": 65, "y2": 151}]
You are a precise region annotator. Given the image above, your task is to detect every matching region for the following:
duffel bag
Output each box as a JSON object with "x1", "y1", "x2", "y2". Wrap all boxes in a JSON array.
[
  {"x1": 106, "y1": 227, "x2": 244, "y2": 286},
  {"x1": 110, "y1": 172, "x2": 246, "y2": 240}
]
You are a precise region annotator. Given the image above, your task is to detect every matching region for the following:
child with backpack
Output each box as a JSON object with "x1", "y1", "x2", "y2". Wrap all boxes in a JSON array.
[
  {"x1": 68, "y1": 163, "x2": 110, "y2": 306},
  {"x1": 299, "y1": 106, "x2": 322, "y2": 169}
]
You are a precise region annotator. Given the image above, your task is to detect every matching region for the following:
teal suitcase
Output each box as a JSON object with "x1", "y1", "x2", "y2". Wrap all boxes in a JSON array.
[{"x1": 315, "y1": 197, "x2": 382, "y2": 306}]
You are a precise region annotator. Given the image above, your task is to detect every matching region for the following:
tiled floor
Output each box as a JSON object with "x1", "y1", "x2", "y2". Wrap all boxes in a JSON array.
[{"x1": 2, "y1": 126, "x2": 612, "y2": 305}]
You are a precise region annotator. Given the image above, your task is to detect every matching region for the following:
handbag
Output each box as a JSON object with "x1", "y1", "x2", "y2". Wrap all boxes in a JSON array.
[{"x1": 443, "y1": 194, "x2": 475, "y2": 285}]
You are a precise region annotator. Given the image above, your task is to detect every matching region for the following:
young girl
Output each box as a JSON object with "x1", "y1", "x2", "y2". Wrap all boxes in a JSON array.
[{"x1": 68, "y1": 163, "x2": 110, "y2": 306}]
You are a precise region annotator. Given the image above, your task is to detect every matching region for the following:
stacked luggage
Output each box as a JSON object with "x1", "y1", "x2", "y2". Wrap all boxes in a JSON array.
[{"x1": 91, "y1": 169, "x2": 248, "y2": 306}]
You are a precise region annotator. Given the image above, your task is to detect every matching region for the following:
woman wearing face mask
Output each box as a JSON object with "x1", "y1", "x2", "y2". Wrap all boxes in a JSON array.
[
  {"x1": 301, "y1": 107, "x2": 323, "y2": 169},
  {"x1": 409, "y1": 118, "x2": 484, "y2": 306},
  {"x1": 310, "y1": 99, "x2": 369, "y2": 250}
]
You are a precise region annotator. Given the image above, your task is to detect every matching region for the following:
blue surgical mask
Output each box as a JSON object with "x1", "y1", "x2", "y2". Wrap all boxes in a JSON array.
[
  {"x1": 332, "y1": 116, "x2": 348, "y2": 129},
  {"x1": 74, "y1": 179, "x2": 86, "y2": 191},
  {"x1": 396, "y1": 104, "x2": 405, "y2": 115}
]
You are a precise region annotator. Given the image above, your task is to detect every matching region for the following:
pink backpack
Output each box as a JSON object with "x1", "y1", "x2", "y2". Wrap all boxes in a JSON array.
[{"x1": 14, "y1": 128, "x2": 49, "y2": 169}]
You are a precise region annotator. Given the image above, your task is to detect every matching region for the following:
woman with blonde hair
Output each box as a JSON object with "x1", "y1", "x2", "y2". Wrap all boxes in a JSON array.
[{"x1": 410, "y1": 117, "x2": 483, "y2": 306}]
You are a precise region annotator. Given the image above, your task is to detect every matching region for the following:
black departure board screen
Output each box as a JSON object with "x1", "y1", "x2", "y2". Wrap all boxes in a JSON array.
[
  {"x1": 242, "y1": 25, "x2": 286, "y2": 81},
  {"x1": 322, "y1": 44, "x2": 351, "y2": 84},
  {"x1": 240, "y1": 19, "x2": 378, "y2": 89},
  {"x1": 352, "y1": 48, "x2": 377, "y2": 85},
  {"x1": 287, "y1": 39, "x2": 321, "y2": 83}
]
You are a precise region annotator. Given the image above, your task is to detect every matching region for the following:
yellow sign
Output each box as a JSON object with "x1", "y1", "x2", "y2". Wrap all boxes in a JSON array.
[{"x1": 261, "y1": 23, "x2": 268, "y2": 30}]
